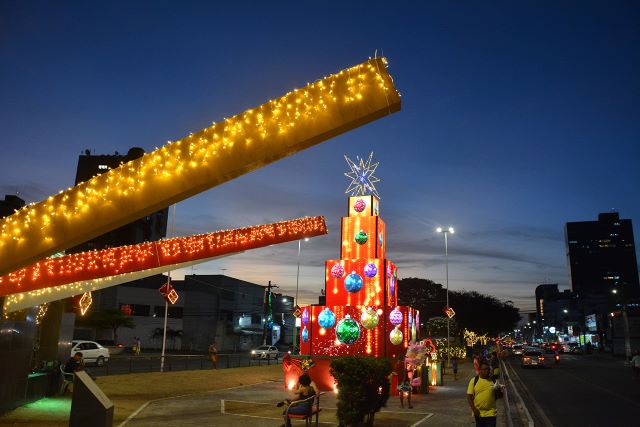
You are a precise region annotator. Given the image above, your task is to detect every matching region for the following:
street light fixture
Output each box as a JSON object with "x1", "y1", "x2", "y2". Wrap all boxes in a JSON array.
[
  {"x1": 436, "y1": 226, "x2": 454, "y2": 371},
  {"x1": 292, "y1": 238, "x2": 309, "y2": 353}
]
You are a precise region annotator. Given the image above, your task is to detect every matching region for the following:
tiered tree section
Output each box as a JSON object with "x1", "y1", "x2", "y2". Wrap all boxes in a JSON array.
[{"x1": 288, "y1": 195, "x2": 419, "y2": 390}]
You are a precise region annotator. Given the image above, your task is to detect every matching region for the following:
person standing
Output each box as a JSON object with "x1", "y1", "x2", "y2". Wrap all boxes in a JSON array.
[
  {"x1": 208, "y1": 341, "x2": 218, "y2": 369},
  {"x1": 631, "y1": 351, "x2": 640, "y2": 379},
  {"x1": 135, "y1": 337, "x2": 141, "y2": 355},
  {"x1": 467, "y1": 362, "x2": 499, "y2": 427},
  {"x1": 452, "y1": 358, "x2": 459, "y2": 380},
  {"x1": 489, "y1": 352, "x2": 500, "y2": 380}
]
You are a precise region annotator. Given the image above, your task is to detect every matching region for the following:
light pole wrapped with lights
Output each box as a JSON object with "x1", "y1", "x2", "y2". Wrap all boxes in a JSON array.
[{"x1": 436, "y1": 226, "x2": 454, "y2": 371}]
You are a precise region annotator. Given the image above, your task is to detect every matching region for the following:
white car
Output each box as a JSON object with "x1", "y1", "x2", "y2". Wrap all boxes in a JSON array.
[
  {"x1": 71, "y1": 340, "x2": 110, "y2": 366},
  {"x1": 251, "y1": 345, "x2": 279, "y2": 359}
]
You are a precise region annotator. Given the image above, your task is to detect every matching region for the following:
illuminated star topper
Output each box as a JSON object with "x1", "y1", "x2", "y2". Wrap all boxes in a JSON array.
[{"x1": 344, "y1": 152, "x2": 381, "y2": 198}]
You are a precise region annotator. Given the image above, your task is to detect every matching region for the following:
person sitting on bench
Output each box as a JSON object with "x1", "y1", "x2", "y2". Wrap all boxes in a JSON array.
[{"x1": 277, "y1": 373, "x2": 316, "y2": 427}]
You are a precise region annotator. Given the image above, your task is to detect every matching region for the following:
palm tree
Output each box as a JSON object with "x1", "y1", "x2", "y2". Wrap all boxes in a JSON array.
[{"x1": 78, "y1": 309, "x2": 135, "y2": 343}]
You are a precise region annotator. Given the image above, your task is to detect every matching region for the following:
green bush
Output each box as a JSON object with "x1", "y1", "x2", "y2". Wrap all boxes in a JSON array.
[{"x1": 330, "y1": 356, "x2": 392, "y2": 427}]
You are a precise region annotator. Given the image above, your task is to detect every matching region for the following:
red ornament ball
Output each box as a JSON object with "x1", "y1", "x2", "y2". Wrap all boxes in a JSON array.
[{"x1": 354, "y1": 198, "x2": 367, "y2": 213}]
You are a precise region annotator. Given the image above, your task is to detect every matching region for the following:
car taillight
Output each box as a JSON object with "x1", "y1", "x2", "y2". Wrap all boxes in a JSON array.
[
  {"x1": 539, "y1": 357, "x2": 544, "y2": 360},
  {"x1": 117, "y1": 344, "x2": 124, "y2": 348},
  {"x1": 523, "y1": 357, "x2": 531, "y2": 361}
]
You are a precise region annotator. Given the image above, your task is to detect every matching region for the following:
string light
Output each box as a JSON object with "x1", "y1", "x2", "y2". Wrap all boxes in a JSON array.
[
  {"x1": 1, "y1": 216, "x2": 327, "y2": 312},
  {"x1": 0, "y1": 58, "x2": 400, "y2": 277}
]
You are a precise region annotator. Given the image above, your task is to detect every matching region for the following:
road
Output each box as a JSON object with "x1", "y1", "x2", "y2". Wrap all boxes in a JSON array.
[{"x1": 506, "y1": 351, "x2": 640, "y2": 426}]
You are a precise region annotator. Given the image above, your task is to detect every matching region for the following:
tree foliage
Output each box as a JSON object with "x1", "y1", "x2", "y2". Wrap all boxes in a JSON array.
[
  {"x1": 398, "y1": 277, "x2": 520, "y2": 336},
  {"x1": 77, "y1": 309, "x2": 135, "y2": 343},
  {"x1": 427, "y1": 316, "x2": 459, "y2": 337},
  {"x1": 330, "y1": 356, "x2": 392, "y2": 427}
]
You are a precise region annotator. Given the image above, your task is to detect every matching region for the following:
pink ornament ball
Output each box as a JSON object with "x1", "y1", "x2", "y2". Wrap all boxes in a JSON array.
[
  {"x1": 354, "y1": 198, "x2": 367, "y2": 212},
  {"x1": 331, "y1": 263, "x2": 345, "y2": 278},
  {"x1": 389, "y1": 307, "x2": 403, "y2": 326}
]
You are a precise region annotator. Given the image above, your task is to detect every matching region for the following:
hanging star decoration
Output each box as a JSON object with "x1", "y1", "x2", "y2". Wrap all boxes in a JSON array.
[{"x1": 344, "y1": 152, "x2": 381, "y2": 198}]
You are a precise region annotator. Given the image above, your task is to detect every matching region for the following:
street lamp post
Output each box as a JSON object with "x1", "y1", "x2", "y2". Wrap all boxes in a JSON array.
[
  {"x1": 292, "y1": 238, "x2": 309, "y2": 354},
  {"x1": 436, "y1": 226, "x2": 454, "y2": 371}
]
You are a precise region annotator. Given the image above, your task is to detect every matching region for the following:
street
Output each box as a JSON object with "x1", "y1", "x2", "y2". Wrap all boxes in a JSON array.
[{"x1": 506, "y1": 352, "x2": 640, "y2": 427}]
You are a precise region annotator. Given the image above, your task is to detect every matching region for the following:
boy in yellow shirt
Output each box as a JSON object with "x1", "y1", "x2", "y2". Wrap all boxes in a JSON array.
[{"x1": 466, "y1": 362, "x2": 499, "y2": 427}]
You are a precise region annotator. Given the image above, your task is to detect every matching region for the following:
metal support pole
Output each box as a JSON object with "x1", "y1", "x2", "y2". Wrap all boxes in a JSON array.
[
  {"x1": 160, "y1": 204, "x2": 176, "y2": 373},
  {"x1": 444, "y1": 231, "x2": 450, "y2": 372},
  {"x1": 293, "y1": 239, "x2": 301, "y2": 353}
]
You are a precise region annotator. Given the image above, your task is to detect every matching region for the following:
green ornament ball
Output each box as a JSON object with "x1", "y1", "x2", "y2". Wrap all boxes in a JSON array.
[
  {"x1": 355, "y1": 230, "x2": 368, "y2": 245},
  {"x1": 336, "y1": 314, "x2": 361, "y2": 345},
  {"x1": 390, "y1": 327, "x2": 403, "y2": 346},
  {"x1": 360, "y1": 308, "x2": 379, "y2": 329}
]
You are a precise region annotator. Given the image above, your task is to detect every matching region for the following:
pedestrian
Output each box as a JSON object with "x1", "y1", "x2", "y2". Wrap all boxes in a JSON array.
[
  {"x1": 631, "y1": 351, "x2": 640, "y2": 380},
  {"x1": 473, "y1": 353, "x2": 480, "y2": 375},
  {"x1": 467, "y1": 361, "x2": 501, "y2": 427},
  {"x1": 397, "y1": 371, "x2": 413, "y2": 409},
  {"x1": 277, "y1": 373, "x2": 316, "y2": 427},
  {"x1": 135, "y1": 337, "x2": 141, "y2": 355},
  {"x1": 65, "y1": 351, "x2": 96, "y2": 380},
  {"x1": 208, "y1": 341, "x2": 218, "y2": 369},
  {"x1": 452, "y1": 358, "x2": 459, "y2": 381},
  {"x1": 489, "y1": 352, "x2": 500, "y2": 380}
]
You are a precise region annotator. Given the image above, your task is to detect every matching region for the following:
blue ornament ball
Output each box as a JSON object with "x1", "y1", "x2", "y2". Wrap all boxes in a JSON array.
[
  {"x1": 301, "y1": 326, "x2": 309, "y2": 343},
  {"x1": 344, "y1": 271, "x2": 364, "y2": 293},
  {"x1": 318, "y1": 307, "x2": 336, "y2": 329}
]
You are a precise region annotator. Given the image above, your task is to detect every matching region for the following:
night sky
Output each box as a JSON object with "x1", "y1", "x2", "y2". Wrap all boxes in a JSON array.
[{"x1": 1, "y1": 1, "x2": 639, "y2": 314}]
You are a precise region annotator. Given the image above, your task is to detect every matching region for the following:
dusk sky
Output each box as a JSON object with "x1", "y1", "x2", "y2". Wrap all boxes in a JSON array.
[{"x1": 1, "y1": 1, "x2": 639, "y2": 314}]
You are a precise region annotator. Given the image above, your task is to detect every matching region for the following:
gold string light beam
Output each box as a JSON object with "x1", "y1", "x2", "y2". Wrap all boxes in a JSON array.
[
  {"x1": 1, "y1": 216, "x2": 327, "y2": 312},
  {"x1": 0, "y1": 58, "x2": 401, "y2": 276}
]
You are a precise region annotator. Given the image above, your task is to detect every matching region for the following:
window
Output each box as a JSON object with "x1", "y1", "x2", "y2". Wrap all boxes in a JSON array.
[
  {"x1": 98, "y1": 164, "x2": 109, "y2": 170},
  {"x1": 121, "y1": 304, "x2": 150, "y2": 316},
  {"x1": 153, "y1": 306, "x2": 183, "y2": 318}
]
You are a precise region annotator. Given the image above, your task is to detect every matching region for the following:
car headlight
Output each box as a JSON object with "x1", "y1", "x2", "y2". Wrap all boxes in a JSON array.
[{"x1": 251, "y1": 350, "x2": 255, "y2": 354}]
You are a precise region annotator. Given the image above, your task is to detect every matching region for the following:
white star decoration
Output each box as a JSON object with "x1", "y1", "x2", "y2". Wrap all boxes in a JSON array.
[{"x1": 344, "y1": 152, "x2": 381, "y2": 198}]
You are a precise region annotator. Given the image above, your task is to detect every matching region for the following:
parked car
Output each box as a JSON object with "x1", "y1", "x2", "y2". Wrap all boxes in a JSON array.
[
  {"x1": 95, "y1": 339, "x2": 125, "y2": 355},
  {"x1": 512, "y1": 344, "x2": 524, "y2": 356},
  {"x1": 71, "y1": 340, "x2": 110, "y2": 366},
  {"x1": 521, "y1": 350, "x2": 545, "y2": 368},
  {"x1": 251, "y1": 345, "x2": 279, "y2": 359}
]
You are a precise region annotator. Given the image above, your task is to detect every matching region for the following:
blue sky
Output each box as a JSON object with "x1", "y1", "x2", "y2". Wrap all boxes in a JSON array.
[{"x1": 1, "y1": 1, "x2": 639, "y2": 313}]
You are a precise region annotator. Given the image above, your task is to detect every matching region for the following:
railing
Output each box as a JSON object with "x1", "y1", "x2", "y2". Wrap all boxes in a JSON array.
[{"x1": 91, "y1": 352, "x2": 282, "y2": 377}]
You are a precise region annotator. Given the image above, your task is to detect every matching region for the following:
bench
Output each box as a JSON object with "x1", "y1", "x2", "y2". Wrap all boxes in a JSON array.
[
  {"x1": 285, "y1": 391, "x2": 324, "y2": 427},
  {"x1": 59, "y1": 365, "x2": 74, "y2": 394}
]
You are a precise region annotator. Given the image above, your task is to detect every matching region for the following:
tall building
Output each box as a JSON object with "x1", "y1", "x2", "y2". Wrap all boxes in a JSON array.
[
  {"x1": 69, "y1": 147, "x2": 168, "y2": 252},
  {"x1": 565, "y1": 212, "x2": 639, "y2": 300},
  {"x1": 0, "y1": 194, "x2": 25, "y2": 218}
]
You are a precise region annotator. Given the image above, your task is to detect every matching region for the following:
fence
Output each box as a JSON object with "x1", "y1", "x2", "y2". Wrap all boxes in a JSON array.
[{"x1": 91, "y1": 353, "x2": 282, "y2": 376}]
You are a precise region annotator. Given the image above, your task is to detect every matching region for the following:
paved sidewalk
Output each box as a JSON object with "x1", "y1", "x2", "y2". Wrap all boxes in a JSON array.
[{"x1": 120, "y1": 362, "x2": 508, "y2": 427}]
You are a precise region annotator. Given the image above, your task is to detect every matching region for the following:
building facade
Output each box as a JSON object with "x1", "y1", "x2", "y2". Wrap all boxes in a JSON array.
[
  {"x1": 565, "y1": 212, "x2": 639, "y2": 300},
  {"x1": 76, "y1": 274, "x2": 295, "y2": 352}
]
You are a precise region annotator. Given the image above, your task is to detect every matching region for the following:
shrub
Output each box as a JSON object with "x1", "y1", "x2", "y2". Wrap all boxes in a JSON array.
[{"x1": 330, "y1": 356, "x2": 392, "y2": 427}]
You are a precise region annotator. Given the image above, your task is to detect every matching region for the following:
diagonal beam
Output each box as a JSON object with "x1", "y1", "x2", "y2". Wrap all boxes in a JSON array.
[
  {"x1": 0, "y1": 58, "x2": 400, "y2": 276},
  {"x1": 0, "y1": 216, "x2": 327, "y2": 308}
]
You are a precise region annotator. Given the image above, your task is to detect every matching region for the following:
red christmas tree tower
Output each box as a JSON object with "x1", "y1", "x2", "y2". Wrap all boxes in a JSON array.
[{"x1": 283, "y1": 154, "x2": 420, "y2": 391}]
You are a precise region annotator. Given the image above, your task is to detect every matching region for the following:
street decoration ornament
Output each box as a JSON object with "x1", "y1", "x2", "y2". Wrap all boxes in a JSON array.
[
  {"x1": 317, "y1": 307, "x2": 336, "y2": 329},
  {"x1": 78, "y1": 292, "x2": 93, "y2": 315},
  {"x1": 344, "y1": 152, "x2": 381, "y2": 198},
  {"x1": 389, "y1": 326, "x2": 403, "y2": 345},
  {"x1": 360, "y1": 307, "x2": 379, "y2": 329},
  {"x1": 443, "y1": 306, "x2": 455, "y2": 319},
  {"x1": 159, "y1": 282, "x2": 179, "y2": 304},
  {"x1": 330, "y1": 263, "x2": 345, "y2": 278},
  {"x1": 389, "y1": 307, "x2": 403, "y2": 326},
  {"x1": 0, "y1": 58, "x2": 400, "y2": 277},
  {"x1": 335, "y1": 315, "x2": 360, "y2": 345},
  {"x1": 344, "y1": 271, "x2": 363, "y2": 293}
]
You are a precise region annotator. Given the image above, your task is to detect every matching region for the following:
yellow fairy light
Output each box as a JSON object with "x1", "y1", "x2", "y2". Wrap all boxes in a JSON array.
[{"x1": 0, "y1": 58, "x2": 400, "y2": 276}]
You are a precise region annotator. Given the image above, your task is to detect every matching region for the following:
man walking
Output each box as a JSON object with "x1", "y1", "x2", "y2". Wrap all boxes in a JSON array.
[{"x1": 467, "y1": 362, "x2": 499, "y2": 427}]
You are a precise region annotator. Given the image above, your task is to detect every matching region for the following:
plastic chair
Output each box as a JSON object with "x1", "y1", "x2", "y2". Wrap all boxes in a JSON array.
[
  {"x1": 284, "y1": 391, "x2": 324, "y2": 427},
  {"x1": 59, "y1": 365, "x2": 74, "y2": 394}
]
